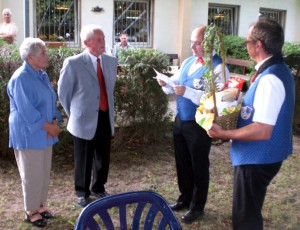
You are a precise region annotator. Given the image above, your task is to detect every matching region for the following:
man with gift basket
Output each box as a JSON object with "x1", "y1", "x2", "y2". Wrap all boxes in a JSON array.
[
  {"x1": 156, "y1": 26, "x2": 229, "y2": 223},
  {"x1": 207, "y1": 19, "x2": 295, "y2": 230}
]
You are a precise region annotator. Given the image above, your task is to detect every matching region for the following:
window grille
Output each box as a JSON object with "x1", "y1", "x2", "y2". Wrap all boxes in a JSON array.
[
  {"x1": 208, "y1": 4, "x2": 239, "y2": 36},
  {"x1": 259, "y1": 8, "x2": 286, "y2": 29},
  {"x1": 114, "y1": 0, "x2": 151, "y2": 48},
  {"x1": 36, "y1": 0, "x2": 79, "y2": 45}
]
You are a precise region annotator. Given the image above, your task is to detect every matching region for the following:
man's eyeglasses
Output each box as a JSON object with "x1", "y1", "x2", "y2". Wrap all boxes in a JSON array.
[
  {"x1": 190, "y1": 40, "x2": 203, "y2": 46},
  {"x1": 243, "y1": 40, "x2": 256, "y2": 46}
]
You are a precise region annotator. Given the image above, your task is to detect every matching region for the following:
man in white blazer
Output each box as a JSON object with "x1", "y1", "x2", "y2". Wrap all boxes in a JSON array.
[{"x1": 58, "y1": 24, "x2": 118, "y2": 207}]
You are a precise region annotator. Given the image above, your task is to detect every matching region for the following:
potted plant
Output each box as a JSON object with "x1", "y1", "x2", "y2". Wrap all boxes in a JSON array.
[{"x1": 45, "y1": 34, "x2": 67, "y2": 48}]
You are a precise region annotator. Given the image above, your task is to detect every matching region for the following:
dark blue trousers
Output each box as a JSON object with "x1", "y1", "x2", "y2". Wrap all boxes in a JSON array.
[
  {"x1": 232, "y1": 162, "x2": 282, "y2": 230},
  {"x1": 173, "y1": 115, "x2": 212, "y2": 211},
  {"x1": 73, "y1": 110, "x2": 111, "y2": 198}
]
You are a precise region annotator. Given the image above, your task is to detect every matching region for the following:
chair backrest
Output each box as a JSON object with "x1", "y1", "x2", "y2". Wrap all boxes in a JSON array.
[{"x1": 74, "y1": 191, "x2": 182, "y2": 230}]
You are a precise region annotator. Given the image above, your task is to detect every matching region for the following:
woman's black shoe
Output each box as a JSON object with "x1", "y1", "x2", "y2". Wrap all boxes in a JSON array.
[{"x1": 25, "y1": 212, "x2": 47, "y2": 228}]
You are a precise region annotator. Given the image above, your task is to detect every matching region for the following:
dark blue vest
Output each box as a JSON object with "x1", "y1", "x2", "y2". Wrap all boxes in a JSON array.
[{"x1": 231, "y1": 62, "x2": 295, "y2": 165}]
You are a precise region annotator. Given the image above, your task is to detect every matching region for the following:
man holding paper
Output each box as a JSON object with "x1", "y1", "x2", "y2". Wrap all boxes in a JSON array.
[{"x1": 156, "y1": 26, "x2": 229, "y2": 223}]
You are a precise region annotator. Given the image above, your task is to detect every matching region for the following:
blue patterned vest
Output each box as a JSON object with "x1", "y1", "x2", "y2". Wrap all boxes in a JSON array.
[
  {"x1": 230, "y1": 62, "x2": 295, "y2": 166},
  {"x1": 176, "y1": 55, "x2": 222, "y2": 120}
]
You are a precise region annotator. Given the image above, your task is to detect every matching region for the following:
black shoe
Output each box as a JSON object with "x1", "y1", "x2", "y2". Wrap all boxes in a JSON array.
[
  {"x1": 25, "y1": 212, "x2": 47, "y2": 228},
  {"x1": 91, "y1": 191, "x2": 110, "y2": 199},
  {"x1": 181, "y1": 210, "x2": 204, "y2": 223},
  {"x1": 39, "y1": 211, "x2": 54, "y2": 219},
  {"x1": 169, "y1": 201, "x2": 189, "y2": 211},
  {"x1": 77, "y1": 197, "x2": 89, "y2": 207}
]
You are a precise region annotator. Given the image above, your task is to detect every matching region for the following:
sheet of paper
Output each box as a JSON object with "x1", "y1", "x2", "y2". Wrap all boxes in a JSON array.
[{"x1": 153, "y1": 68, "x2": 175, "y2": 87}]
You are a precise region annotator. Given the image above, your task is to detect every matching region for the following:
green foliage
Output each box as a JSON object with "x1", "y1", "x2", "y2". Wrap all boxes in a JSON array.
[
  {"x1": 114, "y1": 48, "x2": 172, "y2": 145},
  {"x1": 223, "y1": 35, "x2": 254, "y2": 75},
  {"x1": 283, "y1": 42, "x2": 300, "y2": 76},
  {"x1": 44, "y1": 46, "x2": 83, "y2": 153},
  {"x1": 202, "y1": 25, "x2": 227, "y2": 94},
  {"x1": 0, "y1": 44, "x2": 23, "y2": 156},
  {"x1": 223, "y1": 35, "x2": 250, "y2": 60},
  {"x1": 283, "y1": 42, "x2": 300, "y2": 135},
  {"x1": 46, "y1": 46, "x2": 83, "y2": 90}
]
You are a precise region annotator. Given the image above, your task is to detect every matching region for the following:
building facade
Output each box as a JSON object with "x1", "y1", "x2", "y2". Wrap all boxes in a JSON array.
[{"x1": 1, "y1": 0, "x2": 300, "y2": 63}]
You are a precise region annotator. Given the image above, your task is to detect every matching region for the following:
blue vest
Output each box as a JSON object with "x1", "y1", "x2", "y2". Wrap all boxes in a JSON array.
[
  {"x1": 231, "y1": 62, "x2": 295, "y2": 166},
  {"x1": 176, "y1": 55, "x2": 222, "y2": 120}
]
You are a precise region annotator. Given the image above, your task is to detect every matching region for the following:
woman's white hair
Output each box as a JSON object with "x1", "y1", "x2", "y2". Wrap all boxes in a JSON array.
[{"x1": 19, "y1": 37, "x2": 46, "y2": 61}]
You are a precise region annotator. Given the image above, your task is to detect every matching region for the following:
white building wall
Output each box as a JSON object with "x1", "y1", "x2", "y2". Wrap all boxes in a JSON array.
[
  {"x1": 1, "y1": 0, "x2": 299, "y2": 53},
  {"x1": 152, "y1": 0, "x2": 179, "y2": 54},
  {"x1": 81, "y1": 0, "x2": 115, "y2": 48},
  {"x1": 191, "y1": 0, "x2": 300, "y2": 42}
]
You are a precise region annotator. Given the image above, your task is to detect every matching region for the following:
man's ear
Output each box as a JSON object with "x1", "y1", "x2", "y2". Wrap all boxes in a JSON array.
[
  {"x1": 83, "y1": 40, "x2": 89, "y2": 47},
  {"x1": 256, "y1": 40, "x2": 263, "y2": 48}
]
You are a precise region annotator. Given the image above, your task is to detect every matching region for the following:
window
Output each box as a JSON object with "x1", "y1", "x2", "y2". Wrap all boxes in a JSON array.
[
  {"x1": 35, "y1": 0, "x2": 79, "y2": 46},
  {"x1": 114, "y1": 0, "x2": 151, "y2": 47},
  {"x1": 208, "y1": 4, "x2": 240, "y2": 35},
  {"x1": 259, "y1": 8, "x2": 286, "y2": 28}
]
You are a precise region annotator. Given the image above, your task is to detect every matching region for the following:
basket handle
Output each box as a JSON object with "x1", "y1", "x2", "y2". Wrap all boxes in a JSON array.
[
  {"x1": 208, "y1": 31, "x2": 218, "y2": 117},
  {"x1": 208, "y1": 30, "x2": 226, "y2": 119}
]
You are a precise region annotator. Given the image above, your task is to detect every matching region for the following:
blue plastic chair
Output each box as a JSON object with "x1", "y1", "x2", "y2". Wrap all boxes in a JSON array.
[{"x1": 74, "y1": 191, "x2": 182, "y2": 230}]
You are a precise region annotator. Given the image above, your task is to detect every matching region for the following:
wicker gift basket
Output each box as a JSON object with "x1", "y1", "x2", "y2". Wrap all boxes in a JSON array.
[
  {"x1": 214, "y1": 110, "x2": 240, "y2": 130},
  {"x1": 195, "y1": 25, "x2": 241, "y2": 131}
]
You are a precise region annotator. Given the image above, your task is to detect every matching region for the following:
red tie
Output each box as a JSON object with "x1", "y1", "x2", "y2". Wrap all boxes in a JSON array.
[
  {"x1": 97, "y1": 58, "x2": 108, "y2": 111},
  {"x1": 250, "y1": 71, "x2": 258, "y2": 83},
  {"x1": 195, "y1": 57, "x2": 204, "y2": 65}
]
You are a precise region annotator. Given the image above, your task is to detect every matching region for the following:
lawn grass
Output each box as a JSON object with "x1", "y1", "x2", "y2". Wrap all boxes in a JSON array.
[{"x1": 0, "y1": 135, "x2": 299, "y2": 229}]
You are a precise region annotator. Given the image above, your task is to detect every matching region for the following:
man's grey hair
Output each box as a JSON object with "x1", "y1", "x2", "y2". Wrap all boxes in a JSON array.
[
  {"x1": 80, "y1": 24, "x2": 103, "y2": 43},
  {"x1": 19, "y1": 37, "x2": 46, "y2": 61}
]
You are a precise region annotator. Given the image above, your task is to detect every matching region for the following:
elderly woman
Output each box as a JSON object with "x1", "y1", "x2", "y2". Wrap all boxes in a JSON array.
[
  {"x1": 0, "y1": 8, "x2": 18, "y2": 44},
  {"x1": 7, "y1": 38, "x2": 61, "y2": 228}
]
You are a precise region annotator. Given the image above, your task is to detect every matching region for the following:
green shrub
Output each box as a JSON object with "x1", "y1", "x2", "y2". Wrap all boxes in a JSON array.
[
  {"x1": 223, "y1": 35, "x2": 250, "y2": 60},
  {"x1": 46, "y1": 46, "x2": 83, "y2": 154},
  {"x1": 223, "y1": 35, "x2": 254, "y2": 75},
  {"x1": 0, "y1": 43, "x2": 22, "y2": 156},
  {"x1": 114, "y1": 48, "x2": 172, "y2": 147},
  {"x1": 283, "y1": 42, "x2": 300, "y2": 76},
  {"x1": 47, "y1": 46, "x2": 83, "y2": 88},
  {"x1": 283, "y1": 42, "x2": 300, "y2": 135}
]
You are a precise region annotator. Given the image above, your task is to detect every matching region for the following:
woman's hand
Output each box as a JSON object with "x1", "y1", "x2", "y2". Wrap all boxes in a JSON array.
[{"x1": 44, "y1": 121, "x2": 60, "y2": 139}]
